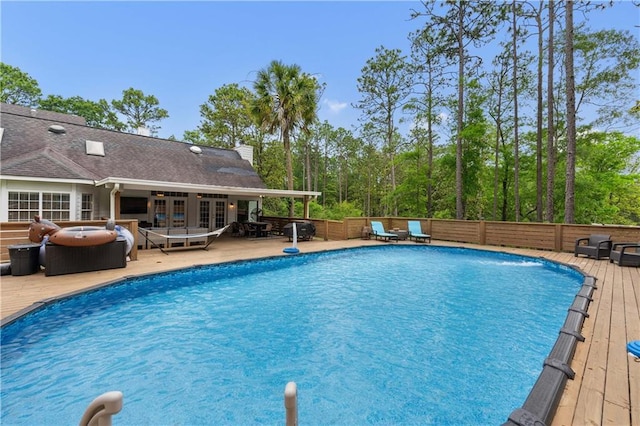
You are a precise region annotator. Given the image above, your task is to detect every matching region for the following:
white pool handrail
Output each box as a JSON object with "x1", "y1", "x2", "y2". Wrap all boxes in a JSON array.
[
  {"x1": 78, "y1": 391, "x2": 123, "y2": 426},
  {"x1": 284, "y1": 382, "x2": 298, "y2": 426}
]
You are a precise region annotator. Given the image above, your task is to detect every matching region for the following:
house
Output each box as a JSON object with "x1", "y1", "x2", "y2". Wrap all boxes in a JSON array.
[{"x1": 0, "y1": 103, "x2": 320, "y2": 230}]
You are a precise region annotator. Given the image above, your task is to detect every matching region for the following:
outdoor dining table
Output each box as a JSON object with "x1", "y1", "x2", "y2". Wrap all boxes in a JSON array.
[{"x1": 244, "y1": 221, "x2": 269, "y2": 237}]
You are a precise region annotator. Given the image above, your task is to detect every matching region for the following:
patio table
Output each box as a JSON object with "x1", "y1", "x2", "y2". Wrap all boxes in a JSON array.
[{"x1": 389, "y1": 229, "x2": 408, "y2": 240}]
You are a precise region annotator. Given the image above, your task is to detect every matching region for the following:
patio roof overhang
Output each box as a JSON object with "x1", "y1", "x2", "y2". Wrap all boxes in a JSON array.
[{"x1": 94, "y1": 177, "x2": 322, "y2": 199}]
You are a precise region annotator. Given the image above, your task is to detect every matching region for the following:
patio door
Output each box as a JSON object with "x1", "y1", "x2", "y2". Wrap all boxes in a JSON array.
[{"x1": 153, "y1": 197, "x2": 186, "y2": 228}]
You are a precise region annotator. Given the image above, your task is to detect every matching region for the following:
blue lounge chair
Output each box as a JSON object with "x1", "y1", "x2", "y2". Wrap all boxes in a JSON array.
[
  {"x1": 370, "y1": 221, "x2": 399, "y2": 242},
  {"x1": 407, "y1": 221, "x2": 431, "y2": 243}
]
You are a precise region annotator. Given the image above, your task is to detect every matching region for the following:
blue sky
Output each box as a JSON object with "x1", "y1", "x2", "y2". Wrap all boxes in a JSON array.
[{"x1": 2, "y1": 1, "x2": 638, "y2": 140}]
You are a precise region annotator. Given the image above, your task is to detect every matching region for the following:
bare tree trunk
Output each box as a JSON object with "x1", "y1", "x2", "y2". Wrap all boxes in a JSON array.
[
  {"x1": 388, "y1": 119, "x2": 398, "y2": 217},
  {"x1": 492, "y1": 114, "x2": 501, "y2": 221},
  {"x1": 535, "y1": 1, "x2": 544, "y2": 222},
  {"x1": 427, "y1": 116, "x2": 434, "y2": 218},
  {"x1": 512, "y1": 0, "x2": 521, "y2": 222},
  {"x1": 283, "y1": 129, "x2": 295, "y2": 218},
  {"x1": 322, "y1": 135, "x2": 327, "y2": 208},
  {"x1": 564, "y1": 0, "x2": 576, "y2": 224},
  {"x1": 305, "y1": 138, "x2": 312, "y2": 192},
  {"x1": 338, "y1": 156, "x2": 343, "y2": 204},
  {"x1": 456, "y1": 6, "x2": 465, "y2": 219},
  {"x1": 546, "y1": 0, "x2": 556, "y2": 222}
]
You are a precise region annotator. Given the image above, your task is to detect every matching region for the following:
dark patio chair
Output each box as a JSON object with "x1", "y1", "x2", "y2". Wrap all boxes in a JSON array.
[
  {"x1": 574, "y1": 234, "x2": 612, "y2": 260},
  {"x1": 609, "y1": 242, "x2": 640, "y2": 267}
]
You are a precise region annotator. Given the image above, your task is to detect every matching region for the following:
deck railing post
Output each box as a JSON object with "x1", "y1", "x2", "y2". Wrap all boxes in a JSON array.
[{"x1": 555, "y1": 224, "x2": 563, "y2": 252}]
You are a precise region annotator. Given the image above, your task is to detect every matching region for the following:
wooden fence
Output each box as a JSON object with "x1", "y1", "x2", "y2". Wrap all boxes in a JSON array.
[
  {"x1": 2, "y1": 217, "x2": 639, "y2": 263},
  {"x1": 298, "y1": 217, "x2": 640, "y2": 253}
]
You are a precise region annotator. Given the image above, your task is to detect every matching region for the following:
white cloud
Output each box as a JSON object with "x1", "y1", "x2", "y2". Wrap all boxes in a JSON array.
[{"x1": 323, "y1": 98, "x2": 348, "y2": 114}]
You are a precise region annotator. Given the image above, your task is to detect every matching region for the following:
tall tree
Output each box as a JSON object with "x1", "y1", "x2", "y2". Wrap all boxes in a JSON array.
[
  {"x1": 511, "y1": 0, "x2": 522, "y2": 221},
  {"x1": 0, "y1": 63, "x2": 42, "y2": 106},
  {"x1": 486, "y1": 49, "x2": 513, "y2": 221},
  {"x1": 111, "y1": 88, "x2": 169, "y2": 135},
  {"x1": 355, "y1": 46, "x2": 413, "y2": 216},
  {"x1": 529, "y1": 0, "x2": 546, "y2": 222},
  {"x1": 412, "y1": 1, "x2": 504, "y2": 219},
  {"x1": 564, "y1": 0, "x2": 577, "y2": 223},
  {"x1": 408, "y1": 28, "x2": 450, "y2": 217},
  {"x1": 546, "y1": 0, "x2": 557, "y2": 222},
  {"x1": 196, "y1": 83, "x2": 255, "y2": 148},
  {"x1": 251, "y1": 60, "x2": 321, "y2": 218}
]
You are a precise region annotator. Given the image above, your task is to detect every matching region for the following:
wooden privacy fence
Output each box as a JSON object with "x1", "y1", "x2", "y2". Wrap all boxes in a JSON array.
[
  {"x1": 0, "y1": 220, "x2": 139, "y2": 263},
  {"x1": 2, "y1": 217, "x2": 639, "y2": 263},
  {"x1": 300, "y1": 217, "x2": 640, "y2": 253}
]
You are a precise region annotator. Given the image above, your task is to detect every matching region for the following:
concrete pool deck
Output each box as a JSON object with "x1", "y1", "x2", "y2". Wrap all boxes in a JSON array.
[{"x1": 1, "y1": 236, "x2": 638, "y2": 425}]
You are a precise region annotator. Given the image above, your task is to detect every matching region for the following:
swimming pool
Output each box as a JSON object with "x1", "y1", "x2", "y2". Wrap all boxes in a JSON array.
[{"x1": 1, "y1": 245, "x2": 584, "y2": 424}]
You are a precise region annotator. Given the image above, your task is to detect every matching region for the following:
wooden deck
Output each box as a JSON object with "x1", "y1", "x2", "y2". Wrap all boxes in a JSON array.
[{"x1": 1, "y1": 237, "x2": 638, "y2": 425}]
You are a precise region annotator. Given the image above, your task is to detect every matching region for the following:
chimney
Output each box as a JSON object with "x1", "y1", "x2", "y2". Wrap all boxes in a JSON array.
[
  {"x1": 137, "y1": 126, "x2": 150, "y2": 136},
  {"x1": 234, "y1": 144, "x2": 254, "y2": 165}
]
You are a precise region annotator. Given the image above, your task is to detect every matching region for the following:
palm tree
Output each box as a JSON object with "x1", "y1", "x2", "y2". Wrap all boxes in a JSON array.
[{"x1": 252, "y1": 60, "x2": 320, "y2": 217}]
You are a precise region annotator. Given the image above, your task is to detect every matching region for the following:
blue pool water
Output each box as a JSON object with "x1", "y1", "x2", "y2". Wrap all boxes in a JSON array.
[{"x1": 1, "y1": 246, "x2": 583, "y2": 425}]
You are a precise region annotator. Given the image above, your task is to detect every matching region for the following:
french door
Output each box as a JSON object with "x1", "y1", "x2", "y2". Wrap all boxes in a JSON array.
[{"x1": 153, "y1": 197, "x2": 186, "y2": 228}]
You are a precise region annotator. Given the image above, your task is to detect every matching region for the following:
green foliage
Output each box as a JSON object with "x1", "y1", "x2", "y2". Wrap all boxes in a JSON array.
[
  {"x1": 197, "y1": 84, "x2": 255, "y2": 148},
  {"x1": 572, "y1": 29, "x2": 640, "y2": 128},
  {"x1": 257, "y1": 141, "x2": 287, "y2": 189},
  {"x1": 572, "y1": 131, "x2": 640, "y2": 224},
  {"x1": 290, "y1": 200, "x2": 363, "y2": 220},
  {"x1": 39, "y1": 95, "x2": 125, "y2": 130},
  {"x1": 111, "y1": 88, "x2": 169, "y2": 135},
  {"x1": 262, "y1": 197, "x2": 288, "y2": 218},
  {"x1": 0, "y1": 63, "x2": 42, "y2": 106}
]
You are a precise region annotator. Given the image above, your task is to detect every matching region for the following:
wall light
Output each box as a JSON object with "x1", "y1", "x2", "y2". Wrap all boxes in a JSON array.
[
  {"x1": 156, "y1": 192, "x2": 164, "y2": 197},
  {"x1": 196, "y1": 193, "x2": 202, "y2": 199},
  {"x1": 229, "y1": 202, "x2": 234, "y2": 208}
]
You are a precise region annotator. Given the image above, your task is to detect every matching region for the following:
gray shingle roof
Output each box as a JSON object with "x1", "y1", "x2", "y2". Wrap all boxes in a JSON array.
[{"x1": 0, "y1": 104, "x2": 267, "y2": 190}]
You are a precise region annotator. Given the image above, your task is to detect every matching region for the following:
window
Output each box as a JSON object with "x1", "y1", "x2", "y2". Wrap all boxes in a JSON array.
[
  {"x1": 81, "y1": 194, "x2": 94, "y2": 220},
  {"x1": 7, "y1": 191, "x2": 70, "y2": 222},
  {"x1": 42, "y1": 193, "x2": 70, "y2": 221},
  {"x1": 8, "y1": 192, "x2": 39, "y2": 221}
]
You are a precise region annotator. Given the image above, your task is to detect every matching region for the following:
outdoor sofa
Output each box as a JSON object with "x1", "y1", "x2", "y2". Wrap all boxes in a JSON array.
[
  {"x1": 45, "y1": 238, "x2": 127, "y2": 276},
  {"x1": 609, "y1": 242, "x2": 640, "y2": 267}
]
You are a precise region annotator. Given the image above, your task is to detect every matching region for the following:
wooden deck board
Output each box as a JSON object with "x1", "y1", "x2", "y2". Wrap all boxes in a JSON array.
[
  {"x1": 624, "y1": 266, "x2": 640, "y2": 426},
  {"x1": 603, "y1": 261, "x2": 631, "y2": 424},
  {"x1": 1, "y1": 238, "x2": 637, "y2": 424}
]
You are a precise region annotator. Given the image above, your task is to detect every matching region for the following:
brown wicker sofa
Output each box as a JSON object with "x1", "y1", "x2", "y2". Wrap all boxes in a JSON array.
[{"x1": 44, "y1": 238, "x2": 127, "y2": 276}]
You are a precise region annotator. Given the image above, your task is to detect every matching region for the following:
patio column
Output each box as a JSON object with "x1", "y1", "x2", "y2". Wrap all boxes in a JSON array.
[{"x1": 303, "y1": 196, "x2": 310, "y2": 219}]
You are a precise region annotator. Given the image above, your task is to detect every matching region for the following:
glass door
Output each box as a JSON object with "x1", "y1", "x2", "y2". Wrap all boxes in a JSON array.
[
  {"x1": 172, "y1": 199, "x2": 186, "y2": 227},
  {"x1": 153, "y1": 197, "x2": 187, "y2": 227},
  {"x1": 153, "y1": 199, "x2": 167, "y2": 227}
]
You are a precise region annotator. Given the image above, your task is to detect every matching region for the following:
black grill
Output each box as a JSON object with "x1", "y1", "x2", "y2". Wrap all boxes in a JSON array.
[{"x1": 282, "y1": 221, "x2": 316, "y2": 241}]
